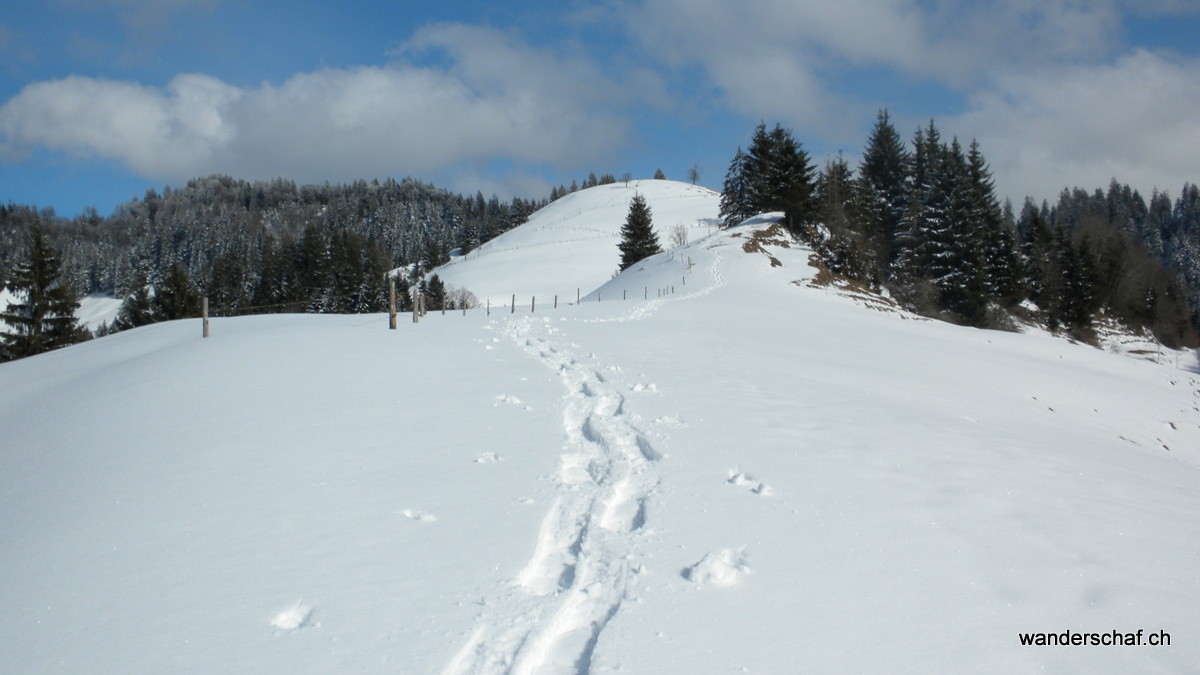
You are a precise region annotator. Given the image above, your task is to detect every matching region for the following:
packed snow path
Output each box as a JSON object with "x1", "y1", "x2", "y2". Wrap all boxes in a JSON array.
[{"x1": 444, "y1": 244, "x2": 726, "y2": 674}]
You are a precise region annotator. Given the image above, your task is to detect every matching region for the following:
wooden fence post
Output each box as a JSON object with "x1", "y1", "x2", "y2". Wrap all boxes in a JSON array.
[
  {"x1": 487, "y1": 299, "x2": 491, "y2": 316},
  {"x1": 202, "y1": 297, "x2": 210, "y2": 338},
  {"x1": 532, "y1": 296, "x2": 536, "y2": 313},
  {"x1": 511, "y1": 294, "x2": 516, "y2": 313},
  {"x1": 577, "y1": 288, "x2": 580, "y2": 304},
  {"x1": 554, "y1": 295, "x2": 558, "y2": 309},
  {"x1": 623, "y1": 289, "x2": 627, "y2": 300},
  {"x1": 388, "y1": 279, "x2": 397, "y2": 330}
]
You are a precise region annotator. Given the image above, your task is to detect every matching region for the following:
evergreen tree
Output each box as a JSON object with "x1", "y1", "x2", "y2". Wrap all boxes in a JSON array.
[
  {"x1": 154, "y1": 264, "x2": 200, "y2": 320},
  {"x1": 425, "y1": 274, "x2": 447, "y2": 311},
  {"x1": 0, "y1": 226, "x2": 89, "y2": 360},
  {"x1": 719, "y1": 147, "x2": 754, "y2": 228},
  {"x1": 653, "y1": 168, "x2": 666, "y2": 180},
  {"x1": 858, "y1": 109, "x2": 909, "y2": 261},
  {"x1": 618, "y1": 194, "x2": 662, "y2": 271},
  {"x1": 113, "y1": 273, "x2": 156, "y2": 330},
  {"x1": 745, "y1": 123, "x2": 816, "y2": 236}
]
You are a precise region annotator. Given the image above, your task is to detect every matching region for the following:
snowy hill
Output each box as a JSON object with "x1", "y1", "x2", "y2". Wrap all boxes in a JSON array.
[
  {"x1": 0, "y1": 288, "x2": 122, "y2": 333},
  {"x1": 434, "y1": 179, "x2": 720, "y2": 305},
  {"x1": 3, "y1": 208, "x2": 1200, "y2": 673}
]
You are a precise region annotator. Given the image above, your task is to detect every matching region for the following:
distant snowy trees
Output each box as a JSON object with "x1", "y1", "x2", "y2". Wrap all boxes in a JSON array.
[
  {"x1": 618, "y1": 194, "x2": 662, "y2": 271},
  {"x1": 0, "y1": 176, "x2": 545, "y2": 341},
  {"x1": 718, "y1": 111, "x2": 1200, "y2": 346},
  {"x1": 1, "y1": 226, "x2": 89, "y2": 361}
]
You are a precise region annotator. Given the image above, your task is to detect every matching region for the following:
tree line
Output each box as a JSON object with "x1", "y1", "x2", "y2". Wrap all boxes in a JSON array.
[{"x1": 720, "y1": 113, "x2": 1200, "y2": 347}]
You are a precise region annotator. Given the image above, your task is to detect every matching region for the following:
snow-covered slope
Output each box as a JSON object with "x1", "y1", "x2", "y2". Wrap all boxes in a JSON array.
[
  {"x1": 0, "y1": 289, "x2": 121, "y2": 333},
  {"x1": 434, "y1": 179, "x2": 720, "y2": 305},
  {"x1": 3, "y1": 212, "x2": 1199, "y2": 673}
]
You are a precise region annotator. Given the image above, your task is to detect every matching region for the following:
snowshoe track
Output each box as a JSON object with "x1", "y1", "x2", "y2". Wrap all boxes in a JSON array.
[{"x1": 445, "y1": 319, "x2": 661, "y2": 674}]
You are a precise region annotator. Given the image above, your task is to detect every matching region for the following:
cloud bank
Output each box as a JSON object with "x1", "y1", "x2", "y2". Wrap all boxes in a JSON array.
[{"x1": 0, "y1": 24, "x2": 629, "y2": 188}]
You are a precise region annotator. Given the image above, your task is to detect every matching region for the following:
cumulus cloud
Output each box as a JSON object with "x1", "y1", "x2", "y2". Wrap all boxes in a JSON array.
[
  {"x1": 617, "y1": 0, "x2": 1126, "y2": 132},
  {"x1": 0, "y1": 24, "x2": 631, "y2": 186},
  {"x1": 951, "y1": 49, "x2": 1200, "y2": 203}
]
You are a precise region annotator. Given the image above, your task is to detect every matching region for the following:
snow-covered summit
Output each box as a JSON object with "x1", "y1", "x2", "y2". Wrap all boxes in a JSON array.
[{"x1": 435, "y1": 179, "x2": 720, "y2": 305}]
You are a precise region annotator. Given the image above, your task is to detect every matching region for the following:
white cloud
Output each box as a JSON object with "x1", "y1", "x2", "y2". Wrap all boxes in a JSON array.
[
  {"x1": 0, "y1": 24, "x2": 631, "y2": 188},
  {"x1": 950, "y1": 49, "x2": 1200, "y2": 202},
  {"x1": 617, "y1": 0, "x2": 1127, "y2": 133}
]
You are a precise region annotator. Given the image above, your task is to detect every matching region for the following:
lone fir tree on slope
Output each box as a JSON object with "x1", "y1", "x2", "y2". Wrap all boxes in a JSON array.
[
  {"x1": 0, "y1": 226, "x2": 89, "y2": 361},
  {"x1": 618, "y1": 193, "x2": 662, "y2": 271}
]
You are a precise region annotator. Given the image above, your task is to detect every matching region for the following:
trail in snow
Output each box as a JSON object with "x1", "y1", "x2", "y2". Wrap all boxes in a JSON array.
[{"x1": 445, "y1": 244, "x2": 724, "y2": 674}]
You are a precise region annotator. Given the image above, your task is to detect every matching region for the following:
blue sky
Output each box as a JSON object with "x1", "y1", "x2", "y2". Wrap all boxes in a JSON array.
[{"x1": 2, "y1": 0, "x2": 1199, "y2": 217}]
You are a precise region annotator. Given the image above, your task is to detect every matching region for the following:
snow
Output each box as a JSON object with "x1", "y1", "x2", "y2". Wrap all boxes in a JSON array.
[
  {"x1": 3, "y1": 182, "x2": 1200, "y2": 672},
  {"x1": 0, "y1": 288, "x2": 122, "y2": 332},
  {"x1": 435, "y1": 179, "x2": 721, "y2": 306}
]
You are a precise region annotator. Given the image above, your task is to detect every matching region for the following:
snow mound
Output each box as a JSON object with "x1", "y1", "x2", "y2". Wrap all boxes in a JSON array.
[{"x1": 683, "y1": 548, "x2": 751, "y2": 587}]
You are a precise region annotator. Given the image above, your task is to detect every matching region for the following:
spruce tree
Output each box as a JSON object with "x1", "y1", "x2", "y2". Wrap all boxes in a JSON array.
[
  {"x1": 858, "y1": 109, "x2": 909, "y2": 261},
  {"x1": 745, "y1": 123, "x2": 816, "y2": 236},
  {"x1": 0, "y1": 226, "x2": 89, "y2": 360},
  {"x1": 618, "y1": 194, "x2": 661, "y2": 271},
  {"x1": 113, "y1": 273, "x2": 156, "y2": 330},
  {"x1": 153, "y1": 264, "x2": 200, "y2": 320},
  {"x1": 719, "y1": 147, "x2": 754, "y2": 228}
]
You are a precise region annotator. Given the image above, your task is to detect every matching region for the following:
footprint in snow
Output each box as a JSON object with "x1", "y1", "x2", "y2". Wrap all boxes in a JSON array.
[
  {"x1": 401, "y1": 509, "x2": 437, "y2": 521},
  {"x1": 727, "y1": 470, "x2": 772, "y2": 496},
  {"x1": 270, "y1": 601, "x2": 315, "y2": 632},
  {"x1": 682, "y1": 548, "x2": 750, "y2": 587}
]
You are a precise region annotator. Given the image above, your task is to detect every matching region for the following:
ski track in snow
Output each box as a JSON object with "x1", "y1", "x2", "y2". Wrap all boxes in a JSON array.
[{"x1": 444, "y1": 247, "x2": 727, "y2": 674}]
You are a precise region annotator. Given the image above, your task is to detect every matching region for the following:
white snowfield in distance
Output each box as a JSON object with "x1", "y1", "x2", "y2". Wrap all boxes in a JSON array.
[{"x1": 2, "y1": 180, "x2": 1199, "y2": 673}]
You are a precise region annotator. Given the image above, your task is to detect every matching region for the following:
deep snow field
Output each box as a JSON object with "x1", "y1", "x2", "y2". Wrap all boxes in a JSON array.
[{"x1": 3, "y1": 181, "x2": 1199, "y2": 673}]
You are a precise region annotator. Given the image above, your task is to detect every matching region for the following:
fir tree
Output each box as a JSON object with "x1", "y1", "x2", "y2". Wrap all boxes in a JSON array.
[
  {"x1": 858, "y1": 109, "x2": 909, "y2": 261},
  {"x1": 425, "y1": 274, "x2": 447, "y2": 311},
  {"x1": 113, "y1": 273, "x2": 156, "y2": 330},
  {"x1": 719, "y1": 147, "x2": 754, "y2": 228},
  {"x1": 653, "y1": 168, "x2": 666, "y2": 180},
  {"x1": 0, "y1": 226, "x2": 89, "y2": 361},
  {"x1": 618, "y1": 194, "x2": 661, "y2": 271},
  {"x1": 154, "y1": 264, "x2": 200, "y2": 320},
  {"x1": 745, "y1": 123, "x2": 816, "y2": 236}
]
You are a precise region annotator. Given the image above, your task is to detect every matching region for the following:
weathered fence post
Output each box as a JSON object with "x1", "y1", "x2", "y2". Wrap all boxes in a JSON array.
[
  {"x1": 644, "y1": 287, "x2": 647, "y2": 299},
  {"x1": 487, "y1": 299, "x2": 490, "y2": 316},
  {"x1": 577, "y1": 288, "x2": 580, "y2": 304},
  {"x1": 532, "y1": 296, "x2": 536, "y2": 313},
  {"x1": 388, "y1": 279, "x2": 397, "y2": 330},
  {"x1": 554, "y1": 295, "x2": 558, "y2": 309},
  {"x1": 511, "y1": 294, "x2": 516, "y2": 314},
  {"x1": 202, "y1": 297, "x2": 210, "y2": 338},
  {"x1": 623, "y1": 289, "x2": 627, "y2": 300}
]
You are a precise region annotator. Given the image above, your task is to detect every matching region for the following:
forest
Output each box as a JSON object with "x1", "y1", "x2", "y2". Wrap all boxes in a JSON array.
[{"x1": 721, "y1": 113, "x2": 1200, "y2": 348}]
